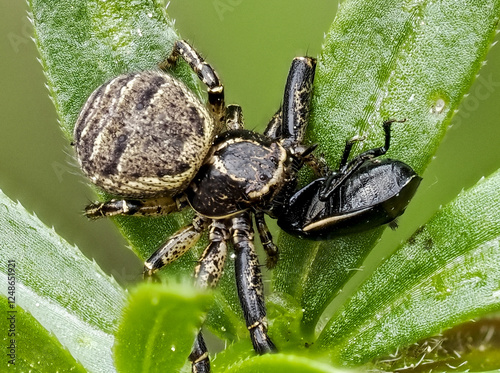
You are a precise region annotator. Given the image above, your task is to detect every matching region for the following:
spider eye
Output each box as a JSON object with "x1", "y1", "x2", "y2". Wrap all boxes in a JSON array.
[
  {"x1": 259, "y1": 174, "x2": 268, "y2": 182},
  {"x1": 269, "y1": 156, "x2": 277, "y2": 164}
]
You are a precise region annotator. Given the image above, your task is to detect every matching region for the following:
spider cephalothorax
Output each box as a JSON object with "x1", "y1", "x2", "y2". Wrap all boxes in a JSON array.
[{"x1": 74, "y1": 40, "x2": 316, "y2": 372}]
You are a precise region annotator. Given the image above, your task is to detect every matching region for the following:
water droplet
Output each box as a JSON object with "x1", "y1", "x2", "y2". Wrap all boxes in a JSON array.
[{"x1": 430, "y1": 98, "x2": 446, "y2": 114}]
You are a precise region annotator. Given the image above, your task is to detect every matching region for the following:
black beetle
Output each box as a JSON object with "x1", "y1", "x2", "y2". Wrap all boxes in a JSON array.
[{"x1": 277, "y1": 119, "x2": 422, "y2": 238}]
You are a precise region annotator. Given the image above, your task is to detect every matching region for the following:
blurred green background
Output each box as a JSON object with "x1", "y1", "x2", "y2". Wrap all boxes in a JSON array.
[{"x1": 1, "y1": 0, "x2": 499, "y2": 291}]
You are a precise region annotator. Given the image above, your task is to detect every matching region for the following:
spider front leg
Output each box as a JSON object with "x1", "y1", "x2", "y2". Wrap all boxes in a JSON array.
[
  {"x1": 194, "y1": 220, "x2": 230, "y2": 289},
  {"x1": 159, "y1": 40, "x2": 225, "y2": 124},
  {"x1": 280, "y1": 56, "x2": 316, "y2": 148},
  {"x1": 232, "y1": 211, "x2": 276, "y2": 354}
]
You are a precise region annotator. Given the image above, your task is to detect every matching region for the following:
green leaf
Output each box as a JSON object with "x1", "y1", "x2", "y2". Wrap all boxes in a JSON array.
[
  {"x1": 28, "y1": 0, "x2": 241, "y2": 334},
  {"x1": 0, "y1": 298, "x2": 86, "y2": 372},
  {"x1": 28, "y1": 0, "x2": 200, "y2": 269},
  {"x1": 371, "y1": 317, "x2": 500, "y2": 372},
  {"x1": 316, "y1": 169, "x2": 500, "y2": 367},
  {"x1": 0, "y1": 188, "x2": 127, "y2": 372},
  {"x1": 114, "y1": 282, "x2": 212, "y2": 373},
  {"x1": 219, "y1": 353, "x2": 349, "y2": 373},
  {"x1": 29, "y1": 0, "x2": 200, "y2": 139},
  {"x1": 274, "y1": 0, "x2": 500, "y2": 333}
]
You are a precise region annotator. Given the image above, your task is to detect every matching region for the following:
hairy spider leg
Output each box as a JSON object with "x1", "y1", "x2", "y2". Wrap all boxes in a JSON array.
[
  {"x1": 263, "y1": 107, "x2": 283, "y2": 139},
  {"x1": 265, "y1": 57, "x2": 326, "y2": 177},
  {"x1": 84, "y1": 195, "x2": 187, "y2": 219},
  {"x1": 143, "y1": 215, "x2": 209, "y2": 276},
  {"x1": 254, "y1": 211, "x2": 279, "y2": 269},
  {"x1": 281, "y1": 57, "x2": 316, "y2": 149},
  {"x1": 225, "y1": 104, "x2": 245, "y2": 130},
  {"x1": 189, "y1": 334, "x2": 210, "y2": 373},
  {"x1": 159, "y1": 40, "x2": 225, "y2": 125},
  {"x1": 194, "y1": 220, "x2": 229, "y2": 288},
  {"x1": 189, "y1": 220, "x2": 230, "y2": 373},
  {"x1": 232, "y1": 211, "x2": 277, "y2": 354}
]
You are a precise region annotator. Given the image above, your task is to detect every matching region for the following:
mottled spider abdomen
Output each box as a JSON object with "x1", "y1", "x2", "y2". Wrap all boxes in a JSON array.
[{"x1": 74, "y1": 71, "x2": 216, "y2": 198}]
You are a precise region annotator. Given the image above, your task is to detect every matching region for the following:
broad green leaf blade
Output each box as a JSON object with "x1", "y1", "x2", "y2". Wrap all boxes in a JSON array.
[
  {"x1": 274, "y1": 0, "x2": 500, "y2": 332},
  {"x1": 28, "y1": 0, "x2": 200, "y2": 268},
  {"x1": 29, "y1": 0, "x2": 241, "y2": 335},
  {"x1": 0, "y1": 189, "x2": 127, "y2": 372},
  {"x1": 371, "y1": 318, "x2": 500, "y2": 372},
  {"x1": 29, "y1": 0, "x2": 199, "y2": 138},
  {"x1": 219, "y1": 353, "x2": 350, "y2": 373},
  {"x1": 212, "y1": 338, "x2": 344, "y2": 373},
  {"x1": 0, "y1": 298, "x2": 86, "y2": 372},
  {"x1": 114, "y1": 283, "x2": 212, "y2": 373},
  {"x1": 316, "y1": 169, "x2": 500, "y2": 367}
]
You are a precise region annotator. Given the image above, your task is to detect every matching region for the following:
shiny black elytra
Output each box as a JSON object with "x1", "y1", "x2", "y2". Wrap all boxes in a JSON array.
[
  {"x1": 276, "y1": 120, "x2": 422, "y2": 238},
  {"x1": 74, "y1": 40, "x2": 317, "y2": 373}
]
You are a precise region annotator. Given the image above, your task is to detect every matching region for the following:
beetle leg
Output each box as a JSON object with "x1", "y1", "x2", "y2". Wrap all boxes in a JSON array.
[
  {"x1": 345, "y1": 119, "x2": 405, "y2": 164},
  {"x1": 338, "y1": 135, "x2": 366, "y2": 170},
  {"x1": 143, "y1": 215, "x2": 209, "y2": 276},
  {"x1": 231, "y1": 211, "x2": 277, "y2": 354},
  {"x1": 320, "y1": 119, "x2": 405, "y2": 200},
  {"x1": 341, "y1": 119, "x2": 406, "y2": 170},
  {"x1": 159, "y1": 40, "x2": 225, "y2": 125},
  {"x1": 84, "y1": 195, "x2": 188, "y2": 219},
  {"x1": 189, "y1": 220, "x2": 229, "y2": 373}
]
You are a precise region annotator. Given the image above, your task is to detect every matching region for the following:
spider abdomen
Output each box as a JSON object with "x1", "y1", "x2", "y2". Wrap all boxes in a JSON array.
[{"x1": 74, "y1": 71, "x2": 216, "y2": 198}]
